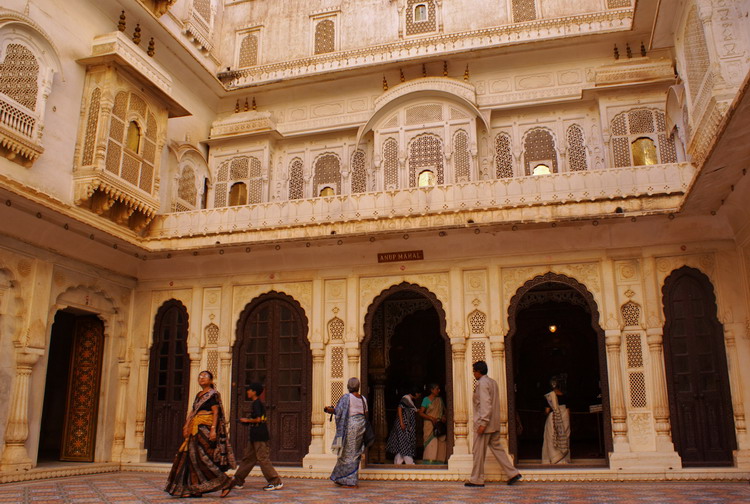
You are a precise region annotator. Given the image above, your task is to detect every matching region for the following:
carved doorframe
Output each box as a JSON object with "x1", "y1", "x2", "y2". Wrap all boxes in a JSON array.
[
  {"x1": 505, "y1": 272, "x2": 613, "y2": 459},
  {"x1": 361, "y1": 281, "x2": 453, "y2": 464}
]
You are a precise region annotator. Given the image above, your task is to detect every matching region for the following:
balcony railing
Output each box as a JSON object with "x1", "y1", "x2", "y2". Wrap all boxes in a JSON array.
[
  {"x1": 0, "y1": 93, "x2": 43, "y2": 163},
  {"x1": 147, "y1": 163, "x2": 695, "y2": 242}
]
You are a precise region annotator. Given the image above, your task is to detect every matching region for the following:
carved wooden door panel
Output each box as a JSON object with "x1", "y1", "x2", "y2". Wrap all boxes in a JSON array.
[
  {"x1": 233, "y1": 296, "x2": 311, "y2": 465},
  {"x1": 145, "y1": 301, "x2": 190, "y2": 462},
  {"x1": 664, "y1": 269, "x2": 736, "y2": 466},
  {"x1": 60, "y1": 316, "x2": 104, "y2": 462}
]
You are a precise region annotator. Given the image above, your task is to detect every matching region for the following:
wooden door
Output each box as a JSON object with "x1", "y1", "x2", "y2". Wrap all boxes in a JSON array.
[
  {"x1": 145, "y1": 301, "x2": 190, "y2": 462},
  {"x1": 233, "y1": 295, "x2": 311, "y2": 465},
  {"x1": 663, "y1": 268, "x2": 736, "y2": 466},
  {"x1": 60, "y1": 316, "x2": 104, "y2": 462}
]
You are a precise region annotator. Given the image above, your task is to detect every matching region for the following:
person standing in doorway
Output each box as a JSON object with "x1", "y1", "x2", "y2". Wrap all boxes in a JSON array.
[
  {"x1": 465, "y1": 361, "x2": 522, "y2": 487},
  {"x1": 221, "y1": 383, "x2": 282, "y2": 497}
]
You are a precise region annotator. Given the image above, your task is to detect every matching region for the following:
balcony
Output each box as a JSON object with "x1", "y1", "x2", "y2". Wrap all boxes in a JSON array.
[
  {"x1": 146, "y1": 163, "x2": 694, "y2": 247},
  {"x1": 0, "y1": 93, "x2": 43, "y2": 165}
]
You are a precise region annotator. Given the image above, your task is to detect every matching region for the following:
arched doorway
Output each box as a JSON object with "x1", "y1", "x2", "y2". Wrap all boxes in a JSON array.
[
  {"x1": 662, "y1": 267, "x2": 736, "y2": 466},
  {"x1": 233, "y1": 292, "x2": 311, "y2": 465},
  {"x1": 362, "y1": 282, "x2": 452, "y2": 465},
  {"x1": 38, "y1": 310, "x2": 105, "y2": 462},
  {"x1": 145, "y1": 300, "x2": 190, "y2": 462},
  {"x1": 506, "y1": 273, "x2": 612, "y2": 465}
]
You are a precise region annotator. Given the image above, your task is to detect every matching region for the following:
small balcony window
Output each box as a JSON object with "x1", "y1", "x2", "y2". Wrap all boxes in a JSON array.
[
  {"x1": 414, "y1": 4, "x2": 428, "y2": 22},
  {"x1": 418, "y1": 169, "x2": 436, "y2": 187},
  {"x1": 126, "y1": 121, "x2": 141, "y2": 153},
  {"x1": 319, "y1": 186, "x2": 335, "y2": 197},
  {"x1": 631, "y1": 137, "x2": 657, "y2": 166},
  {"x1": 229, "y1": 182, "x2": 248, "y2": 206},
  {"x1": 532, "y1": 164, "x2": 551, "y2": 175}
]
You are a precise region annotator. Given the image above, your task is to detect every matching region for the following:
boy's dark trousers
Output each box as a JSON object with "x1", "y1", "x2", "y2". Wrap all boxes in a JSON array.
[{"x1": 233, "y1": 441, "x2": 281, "y2": 486}]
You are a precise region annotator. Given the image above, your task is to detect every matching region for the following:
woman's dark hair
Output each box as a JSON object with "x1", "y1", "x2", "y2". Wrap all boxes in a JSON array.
[
  {"x1": 198, "y1": 370, "x2": 215, "y2": 388},
  {"x1": 409, "y1": 385, "x2": 422, "y2": 396},
  {"x1": 248, "y1": 382, "x2": 264, "y2": 396},
  {"x1": 427, "y1": 383, "x2": 441, "y2": 393},
  {"x1": 472, "y1": 360, "x2": 488, "y2": 375}
]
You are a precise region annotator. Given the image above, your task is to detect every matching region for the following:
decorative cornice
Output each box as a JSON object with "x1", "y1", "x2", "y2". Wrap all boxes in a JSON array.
[
  {"x1": 595, "y1": 58, "x2": 675, "y2": 86},
  {"x1": 217, "y1": 9, "x2": 634, "y2": 89}
]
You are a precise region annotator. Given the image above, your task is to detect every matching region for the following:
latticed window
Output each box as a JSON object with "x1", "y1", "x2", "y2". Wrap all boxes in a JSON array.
[
  {"x1": 621, "y1": 301, "x2": 641, "y2": 327},
  {"x1": 512, "y1": 0, "x2": 537, "y2": 22},
  {"x1": 288, "y1": 158, "x2": 304, "y2": 200},
  {"x1": 406, "y1": 103, "x2": 442, "y2": 125},
  {"x1": 215, "y1": 156, "x2": 264, "y2": 207},
  {"x1": 610, "y1": 108, "x2": 677, "y2": 167},
  {"x1": 406, "y1": 0, "x2": 437, "y2": 35},
  {"x1": 314, "y1": 19, "x2": 335, "y2": 55},
  {"x1": 383, "y1": 138, "x2": 399, "y2": 190},
  {"x1": 238, "y1": 32, "x2": 258, "y2": 68},
  {"x1": 453, "y1": 130, "x2": 470, "y2": 182},
  {"x1": 607, "y1": 0, "x2": 632, "y2": 9},
  {"x1": 566, "y1": 124, "x2": 587, "y2": 172},
  {"x1": 177, "y1": 166, "x2": 197, "y2": 208},
  {"x1": 0, "y1": 43, "x2": 39, "y2": 111},
  {"x1": 81, "y1": 88, "x2": 101, "y2": 166},
  {"x1": 409, "y1": 134, "x2": 444, "y2": 187},
  {"x1": 104, "y1": 91, "x2": 157, "y2": 194},
  {"x1": 468, "y1": 310, "x2": 486, "y2": 335},
  {"x1": 684, "y1": 7, "x2": 710, "y2": 103},
  {"x1": 313, "y1": 153, "x2": 341, "y2": 195},
  {"x1": 194, "y1": 0, "x2": 211, "y2": 21},
  {"x1": 351, "y1": 150, "x2": 367, "y2": 193},
  {"x1": 523, "y1": 127, "x2": 557, "y2": 176},
  {"x1": 494, "y1": 132, "x2": 513, "y2": 178}
]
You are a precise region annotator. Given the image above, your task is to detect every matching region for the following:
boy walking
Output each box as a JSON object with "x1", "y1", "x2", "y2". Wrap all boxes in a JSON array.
[{"x1": 221, "y1": 383, "x2": 282, "y2": 497}]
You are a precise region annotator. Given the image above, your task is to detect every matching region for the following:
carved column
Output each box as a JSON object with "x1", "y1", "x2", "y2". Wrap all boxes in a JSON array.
[
  {"x1": 724, "y1": 323, "x2": 748, "y2": 449},
  {"x1": 188, "y1": 348, "x2": 202, "y2": 400},
  {"x1": 451, "y1": 338, "x2": 469, "y2": 455},
  {"x1": 646, "y1": 328, "x2": 675, "y2": 450},
  {"x1": 605, "y1": 329, "x2": 628, "y2": 450},
  {"x1": 135, "y1": 350, "x2": 150, "y2": 447},
  {"x1": 112, "y1": 361, "x2": 131, "y2": 461},
  {"x1": 371, "y1": 372, "x2": 387, "y2": 463},
  {"x1": 489, "y1": 338, "x2": 507, "y2": 439},
  {"x1": 310, "y1": 343, "x2": 325, "y2": 454},
  {"x1": 218, "y1": 350, "x2": 232, "y2": 400},
  {"x1": 0, "y1": 348, "x2": 43, "y2": 470}
]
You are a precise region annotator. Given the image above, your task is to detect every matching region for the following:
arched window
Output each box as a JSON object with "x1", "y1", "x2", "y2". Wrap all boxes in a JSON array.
[
  {"x1": 383, "y1": 138, "x2": 399, "y2": 190},
  {"x1": 523, "y1": 127, "x2": 557, "y2": 176},
  {"x1": 494, "y1": 132, "x2": 513, "y2": 178},
  {"x1": 177, "y1": 166, "x2": 197, "y2": 208},
  {"x1": 313, "y1": 153, "x2": 341, "y2": 196},
  {"x1": 566, "y1": 124, "x2": 588, "y2": 172},
  {"x1": 126, "y1": 121, "x2": 141, "y2": 152},
  {"x1": 229, "y1": 182, "x2": 248, "y2": 206},
  {"x1": 319, "y1": 186, "x2": 335, "y2": 197},
  {"x1": 453, "y1": 130, "x2": 471, "y2": 182},
  {"x1": 238, "y1": 32, "x2": 258, "y2": 68},
  {"x1": 418, "y1": 169, "x2": 436, "y2": 187},
  {"x1": 288, "y1": 158, "x2": 304, "y2": 200},
  {"x1": 350, "y1": 150, "x2": 367, "y2": 194},
  {"x1": 532, "y1": 164, "x2": 551, "y2": 176},
  {"x1": 415, "y1": 4, "x2": 428, "y2": 22},
  {"x1": 631, "y1": 137, "x2": 657, "y2": 166},
  {"x1": 406, "y1": 0, "x2": 436, "y2": 35},
  {"x1": 408, "y1": 134, "x2": 443, "y2": 187},
  {"x1": 314, "y1": 19, "x2": 335, "y2": 55}
]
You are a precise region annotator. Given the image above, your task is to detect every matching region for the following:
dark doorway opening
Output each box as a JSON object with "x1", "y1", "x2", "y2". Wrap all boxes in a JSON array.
[
  {"x1": 38, "y1": 310, "x2": 104, "y2": 463},
  {"x1": 362, "y1": 284, "x2": 452, "y2": 466},
  {"x1": 508, "y1": 281, "x2": 608, "y2": 465},
  {"x1": 233, "y1": 292, "x2": 311, "y2": 466}
]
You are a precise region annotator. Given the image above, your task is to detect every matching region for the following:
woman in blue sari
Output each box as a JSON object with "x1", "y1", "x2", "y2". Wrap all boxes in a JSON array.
[{"x1": 325, "y1": 377, "x2": 368, "y2": 488}]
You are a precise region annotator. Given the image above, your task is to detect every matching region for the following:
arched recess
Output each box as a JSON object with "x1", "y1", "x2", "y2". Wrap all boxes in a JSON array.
[
  {"x1": 233, "y1": 291, "x2": 311, "y2": 465},
  {"x1": 145, "y1": 299, "x2": 190, "y2": 462},
  {"x1": 361, "y1": 282, "x2": 453, "y2": 464},
  {"x1": 662, "y1": 266, "x2": 736, "y2": 466},
  {"x1": 505, "y1": 272, "x2": 613, "y2": 462}
]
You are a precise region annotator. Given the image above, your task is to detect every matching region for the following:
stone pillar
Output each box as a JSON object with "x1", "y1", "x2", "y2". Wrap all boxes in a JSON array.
[
  {"x1": 111, "y1": 361, "x2": 131, "y2": 461},
  {"x1": 605, "y1": 329, "x2": 629, "y2": 451},
  {"x1": 188, "y1": 349, "x2": 202, "y2": 400},
  {"x1": 371, "y1": 371, "x2": 387, "y2": 463},
  {"x1": 646, "y1": 328, "x2": 675, "y2": 451},
  {"x1": 310, "y1": 343, "x2": 325, "y2": 454},
  {"x1": 0, "y1": 348, "x2": 43, "y2": 470},
  {"x1": 134, "y1": 350, "x2": 150, "y2": 451},
  {"x1": 724, "y1": 323, "x2": 748, "y2": 450},
  {"x1": 450, "y1": 338, "x2": 469, "y2": 456},
  {"x1": 489, "y1": 338, "x2": 508, "y2": 441},
  {"x1": 218, "y1": 350, "x2": 232, "y2": 401}
]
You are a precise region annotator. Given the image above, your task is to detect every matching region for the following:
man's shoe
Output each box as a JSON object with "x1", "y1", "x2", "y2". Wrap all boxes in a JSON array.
[
  {"x1": 464, "y1": 482, "x2": 485, "y2": 487},
  {"x1": 507, "y1": 474, "x2": 523, "y2": 486},
  {"x1": 263, "y1": 482, "x2": 284, "y2": 491}
]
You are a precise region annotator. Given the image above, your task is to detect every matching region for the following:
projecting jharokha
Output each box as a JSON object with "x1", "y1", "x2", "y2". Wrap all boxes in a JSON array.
[{"x1": 1, "y1": 0, "x2": 750, "y2": 486}]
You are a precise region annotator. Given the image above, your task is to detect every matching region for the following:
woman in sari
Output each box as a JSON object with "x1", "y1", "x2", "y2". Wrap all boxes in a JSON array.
[
  {"x1": 418, "y1": 383, "x2": 447, "y2": 464},
  {"x1": 325, "y1": 377, "x2": 368, "y2": 488},
  {"x1": 541, "y1": 377, "x2": 570, "y2": 464},
  {"x1": 386, "y1": 386, "x2": 421, "y2": 464},
  {"x1": 165, "y1": 370, "x2": 236, "y2": 498}
]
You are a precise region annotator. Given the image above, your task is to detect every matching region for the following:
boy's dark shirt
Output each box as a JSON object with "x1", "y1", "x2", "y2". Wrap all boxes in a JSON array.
[{"x1": 249, "y1": 399, "x2": 270, "y2": 442}]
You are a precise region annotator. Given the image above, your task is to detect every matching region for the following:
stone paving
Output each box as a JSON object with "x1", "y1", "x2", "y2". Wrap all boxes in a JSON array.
[{"x1": 0, "y1": 472, "x2": 749, "y2": 504}]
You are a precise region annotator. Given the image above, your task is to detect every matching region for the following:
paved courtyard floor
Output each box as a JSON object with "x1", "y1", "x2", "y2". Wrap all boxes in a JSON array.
[{"x1": 1, "y1": 472, "x2": 749, "y2": 504}]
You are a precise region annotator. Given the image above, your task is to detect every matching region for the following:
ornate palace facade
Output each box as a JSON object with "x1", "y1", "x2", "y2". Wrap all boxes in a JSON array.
[{"x1": 1, "y1": 0, "x2": 750, "y2": 482}]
